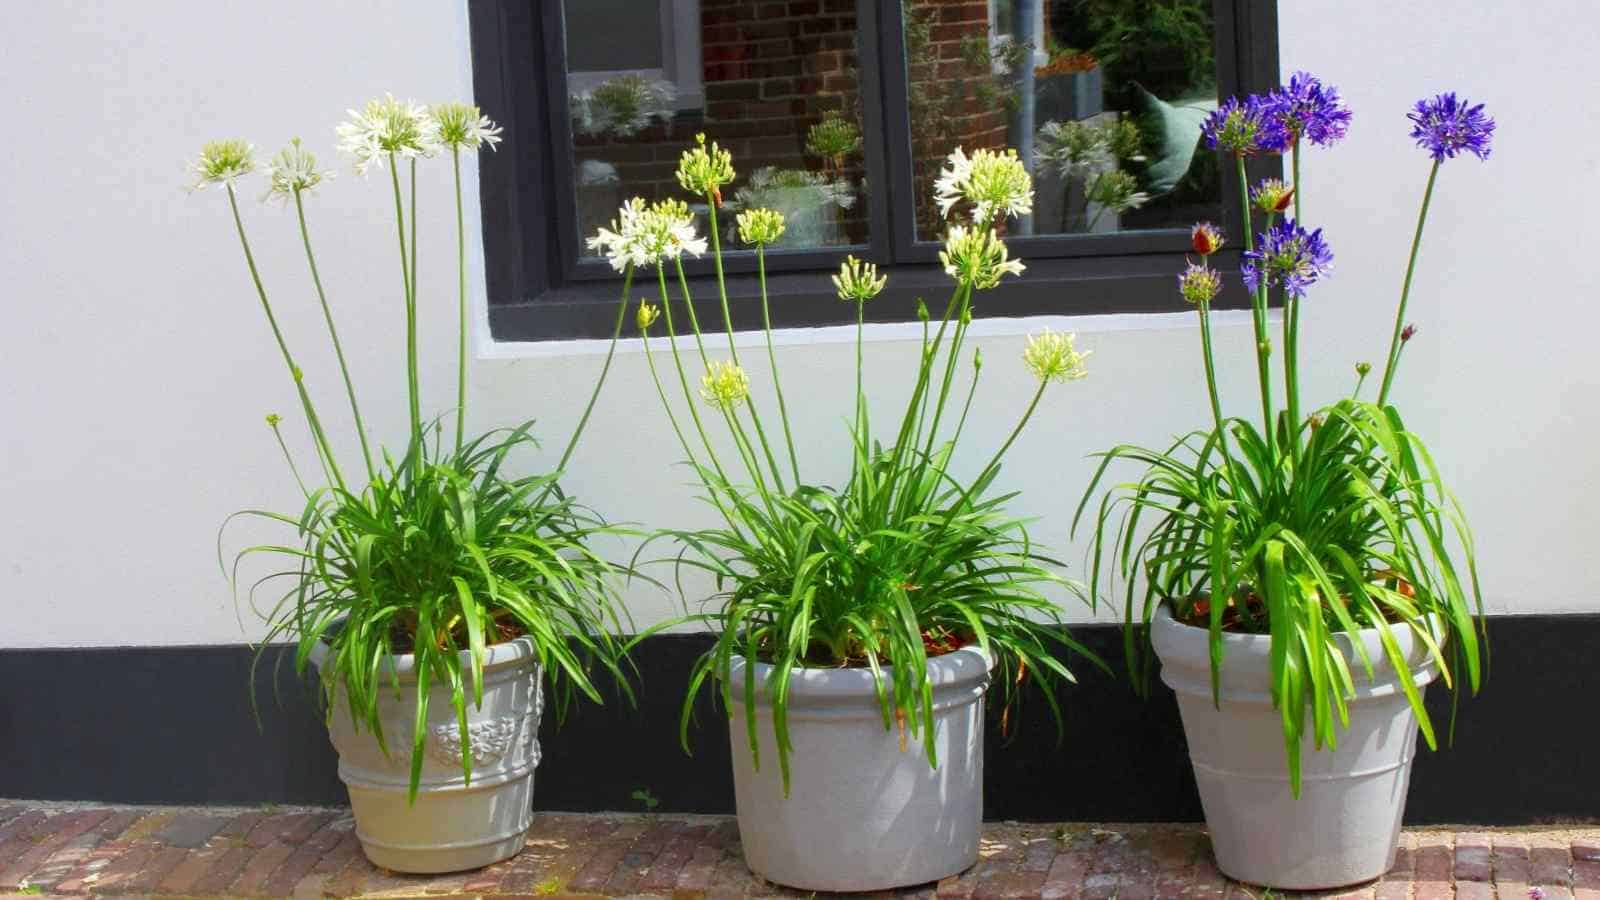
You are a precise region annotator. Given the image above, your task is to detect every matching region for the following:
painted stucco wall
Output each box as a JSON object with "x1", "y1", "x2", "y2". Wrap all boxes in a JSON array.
[{"x1": 1, "y1": 1, "x2": 1592, "y2": 648}]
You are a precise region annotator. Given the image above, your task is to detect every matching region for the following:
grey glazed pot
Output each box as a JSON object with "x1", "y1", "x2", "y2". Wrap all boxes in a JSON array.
[
  {"x1": 310, "y1": 637, "x2": 543, "y2": 873},
  {"x1": 1151, "y1": 605, "x2": 1440, "y2": 890},
  {"x1": 726, "y1": 646, "x2": 992, "y2": 892}
]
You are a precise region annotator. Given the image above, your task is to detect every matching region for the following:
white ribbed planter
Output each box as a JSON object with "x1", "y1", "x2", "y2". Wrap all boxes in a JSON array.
[
  {"x1": 1151, "y1": 605, "x2": 1439, "y2": 890},
  {"x1": 310, "y1": 638, "x2": 543, "y2": 874},
  {"x1": 726, "y1": 647, "x2": 992, "y2": 892}
]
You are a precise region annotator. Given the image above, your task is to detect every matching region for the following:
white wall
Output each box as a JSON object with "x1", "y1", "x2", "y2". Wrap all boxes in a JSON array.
[{"x1": 2, "y1": 1, "x2": 1593, "y2": 648}]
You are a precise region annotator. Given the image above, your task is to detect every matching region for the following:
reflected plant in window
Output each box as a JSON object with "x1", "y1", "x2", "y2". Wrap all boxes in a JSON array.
[
  {"x1": 570, "y1": 74, "x2": 677, "y2": 139},
  {"x1": 726, "y1": 167, "x2": 856, "y2": 250},
  {"x1": 1036, "y1": 117, "x2": 1148, "y2": 232}
]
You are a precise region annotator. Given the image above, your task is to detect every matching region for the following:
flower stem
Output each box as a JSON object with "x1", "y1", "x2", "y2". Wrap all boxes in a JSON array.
[
  {"x1": 927, "y1": 376, "x2": 1049, "y2": 544},
  {"x1": 756, "y1": 246, "x2": 800, "y2": 485},
  {"x1": 293, "y1": 189, "x2": 375, "y2": 482},
  {"x1": 225, "y1": 184, "x2": 345, "y2": 493},
  {"x1": 657, "y1": 265, "x2": 733, "y2": 487},
  {"x1": 1283, "y1": 140, "x2": 1304, "y2": 461},
  {"x1": 268, "y1": 420, "x2": 310, "y2": 498},
  {"x1": 1236, "y1": 153, "x2": 1276, "y2": 461},
  {"x1": 676, "y1": 244, "x2": 786, "y2": 492},
  {"x1": 854, "y1": 297, "x2": 866, "y2": 440},
  {"x1": 451, "y1": 148, "x2": 467, "y2": 454},
  {"x1": 641, "y1": 328, "x2": 741, "y2": 530},
  {"x1": 409, "y1": 159, "x2": 420, "y2": 436},
  {"x1": 387, "y1": 155, "x2": 421, "y2": 463},
  {"x1": 1197, "y1": 295, "x2": 1244, "y2": 490},
  {"x1": 920, "y1": 286, "x2": 974, "y2": 461},
  {"x1": 1378, "y1": 159, "x2": 1441, "y2": 407},
  {"x1": 555, "y1": 267, "x2": 634, "y2": 475}
]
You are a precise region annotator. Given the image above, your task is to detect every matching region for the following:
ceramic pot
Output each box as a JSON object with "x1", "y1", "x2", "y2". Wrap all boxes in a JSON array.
[
  {"x1": 311, "y1": 638, "x2": 542, "y2": 874},
  {"x1": 1151, "y1": 605, "x2": 1439, "y2": 890},
  {"x1": 726, "y1": 646, "x2": 991, "y2": 892}
]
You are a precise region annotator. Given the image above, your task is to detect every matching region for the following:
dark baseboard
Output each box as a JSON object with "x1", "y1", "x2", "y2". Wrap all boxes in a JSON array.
[{"x1": 1, "y1": 616, "x2": 1595, "y2": 824}]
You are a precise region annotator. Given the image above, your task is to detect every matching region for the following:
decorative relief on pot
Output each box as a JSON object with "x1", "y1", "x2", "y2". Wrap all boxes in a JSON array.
[
  {"x1": 522, "y1": 671, "x2": 544, "y2": 768},
  {"x1": 429, "y1": 717, "x2": 519, "y2": 766}
]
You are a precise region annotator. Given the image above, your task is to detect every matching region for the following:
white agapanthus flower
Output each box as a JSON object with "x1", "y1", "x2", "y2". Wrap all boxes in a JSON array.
[
  {"x1": 586, "y1": 197, "x2": 651, "y2": 272},
  {"x1": 586, "y1": 198, "x2": 706, "y2": 272},
  {"x1": 1022, "y1": 329, "x2": 1090, "y2": 384},
  {"x1": 637, "y1": 199, "x2": 708, "y2": 265},
  {"x1": 430, "y1": 102, "x2": 503, "y2": 152},
  {"x1": 188, "y1": 139, "x2": 256, "y2": 191},
  {"x1": 263, "y1": 138, "x2": 332, "y2": 202},
  {"x1": 336, "y1": 94, "x2": 438, "y2": 176},
  {"x1": 940, "y1": 224, "x2": 1025, "y2": 290},
  {"x1": 933, "y1": 146, "x2": 1034, "y2": 225}
]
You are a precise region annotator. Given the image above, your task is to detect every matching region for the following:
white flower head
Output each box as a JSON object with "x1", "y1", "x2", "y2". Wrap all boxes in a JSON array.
[
  {"x1": 431, "y1": 102, "x2": 503, "y2": 152},
  {"x1": 587, "y1": 196, "x2": 651, "y2": 272},
  {"x1": 1023, "y1": 329, "x2": 1090, "y2": 384},
  {"x1": 637, "y1": 198, "x2": 708, "y2": 265},
  {"x1": 700, "y1": 361, "x2": 750, "y2": 408},
  {"x1": 737, "y1": 207, "x2": 786, "y2": 246},
  {"x1": 586, "y1": 198, "x2": 706, "y2": 271},
  {"x1": 263, "y1": 138, "x2": 332, "y2": 202},
  {"x1": 188, "y1": 139, "x2": 255, "y2": 191},
  {"x1": 934, "y1": 146, "x2": 1034, "y2": 225},
  {"x1": 940, "y1": 224, "x2": 1025, "y2": 290},
  {"x1": 832, "y1": 255, "x2": 886, "y2": 304},
  {"x1": 676, "y1": 132, "x2": 735, "y2": 196},
  {"x1": 336, "y1": 94, "x2": 438, "y2": 176}
]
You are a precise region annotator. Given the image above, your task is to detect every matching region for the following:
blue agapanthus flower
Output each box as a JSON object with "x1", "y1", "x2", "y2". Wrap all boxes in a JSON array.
[
  {"x1": 1408, "y1": 93, "x2": 1495, "y2": 161},
  {"x1": 1241, "y1": 219, "x2": 1332, "y2": 297},
  {"x1": 1268, "y1": 71, "x2": 1352, "y2": 147},
  {"x1": 1202, "y1": 96, "x2": 1290, "y2": 156}
]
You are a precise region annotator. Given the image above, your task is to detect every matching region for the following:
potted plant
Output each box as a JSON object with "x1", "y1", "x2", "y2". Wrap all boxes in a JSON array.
[
  {"x1": 198, "y1": 96, "x2": 636, "y2": 873},
  {"x1": 1075, "y1": 75, "x2": 1493, "y2": 890},
  {"x1": 589, "y1": 138, "x2": 1101, "y2": 890}
]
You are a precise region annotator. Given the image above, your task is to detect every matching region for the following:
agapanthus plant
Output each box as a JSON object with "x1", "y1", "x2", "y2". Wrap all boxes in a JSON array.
[
  {"x1": 203, "y1": 98, "x2": 634, "y2": 801},
  {"x1": 611, "y1": 139, "x2": 1101, "y2": 792},
  {"x1": 1076, "y1": 74, "x2": 1491, "y2": 791}
]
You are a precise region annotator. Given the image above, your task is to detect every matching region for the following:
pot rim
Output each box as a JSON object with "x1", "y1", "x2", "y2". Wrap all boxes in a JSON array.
[
  {"x1": 1150, "y1": 601, "x2": 1441, "y2": 646},
  {"x1": 723, "y1": 644, "x2": 993, "y2": 695},
  {"x1": 1150, "y1": 602, "x2": 1442, "y2": 685},
  {"x1": 308, "y1": 633, "x2": 538, "y2": 678}
]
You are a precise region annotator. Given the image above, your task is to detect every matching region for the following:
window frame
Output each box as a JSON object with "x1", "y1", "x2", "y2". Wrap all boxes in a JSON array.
[{"x1": 468, "y1": 0, "x2": 1281, "y2": 343}]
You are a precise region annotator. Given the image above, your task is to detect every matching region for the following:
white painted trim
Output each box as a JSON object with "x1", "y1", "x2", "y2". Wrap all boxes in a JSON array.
[
  {"x1": 477, "y1": 309, "x2": 1268, "y2": 360},
  {"x1": 565, "y1": 0, "x2": 704, "y2": 111}
]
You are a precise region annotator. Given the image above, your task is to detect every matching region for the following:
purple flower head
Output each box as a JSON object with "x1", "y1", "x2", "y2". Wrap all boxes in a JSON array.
[
  {"x1": 1202, "y1": 96, "x2": 1290, "y2": 156},
  {"x1": 1240, "y1": 218, "x2": 1333, "y2": 297},
  {"x1": 1177, "y1": 262, "x2": 1222, "y2": 306},
  {"x1": 1408, "y1": 92, "x2": 1494, "y2": 161},
  {"x1": 1268, "y1": 71, "x2": 1352, "y2": 147}
]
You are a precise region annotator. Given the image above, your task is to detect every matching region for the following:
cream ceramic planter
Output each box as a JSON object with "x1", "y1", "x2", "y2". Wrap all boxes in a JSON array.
[
  {"x1": 726, "y1": 646, "x2": 991, "y2": 892},
  {"x1": 310, "y1": 638, "x2": 543, "y2": 874},
  {"x1": 1151, "y1": 605, "x2": 1439, "y2": 890}
]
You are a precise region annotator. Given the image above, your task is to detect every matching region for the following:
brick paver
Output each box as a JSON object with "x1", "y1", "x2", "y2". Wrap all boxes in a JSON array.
[{"x1": 0, "y1": 801, "x2": 1593, "y2": 898}]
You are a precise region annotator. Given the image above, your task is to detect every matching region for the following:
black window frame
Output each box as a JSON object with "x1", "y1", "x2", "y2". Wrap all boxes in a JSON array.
[{"x1": 469, "y1": 0, "x2": 1281, "y2": 342}]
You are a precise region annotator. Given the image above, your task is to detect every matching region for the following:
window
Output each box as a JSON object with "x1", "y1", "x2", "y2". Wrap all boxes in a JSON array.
[{"x1": 469, "y1": 1, "x2": 1279, "y2": 341}]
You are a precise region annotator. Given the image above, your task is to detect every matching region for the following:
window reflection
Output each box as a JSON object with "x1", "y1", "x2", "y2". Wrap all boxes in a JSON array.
[
  {"x1": 904, "y1": 0, "x2": 1221, "y2": 239},
  {"x1": 564, "y1": 0, "x2": 869, "y2": 256}
]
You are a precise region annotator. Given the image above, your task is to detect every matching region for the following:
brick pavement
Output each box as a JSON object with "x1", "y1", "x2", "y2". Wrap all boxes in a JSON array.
[{"x1": 0, "y1": 802, "x2": 1595, "y2": 898}]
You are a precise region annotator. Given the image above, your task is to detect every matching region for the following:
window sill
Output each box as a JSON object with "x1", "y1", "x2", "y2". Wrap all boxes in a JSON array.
[{"x1": 479, "y1": 308, "x2": 1267, "y2": 361}]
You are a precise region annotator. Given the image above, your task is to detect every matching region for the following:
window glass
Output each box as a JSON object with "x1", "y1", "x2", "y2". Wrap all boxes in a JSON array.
[
  {"x1": 563, "y1": 0, "x2": 870, "y2": 255},
  {"x1": 901, "y1": 0, "x2": 1221, "y2": 240}
]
